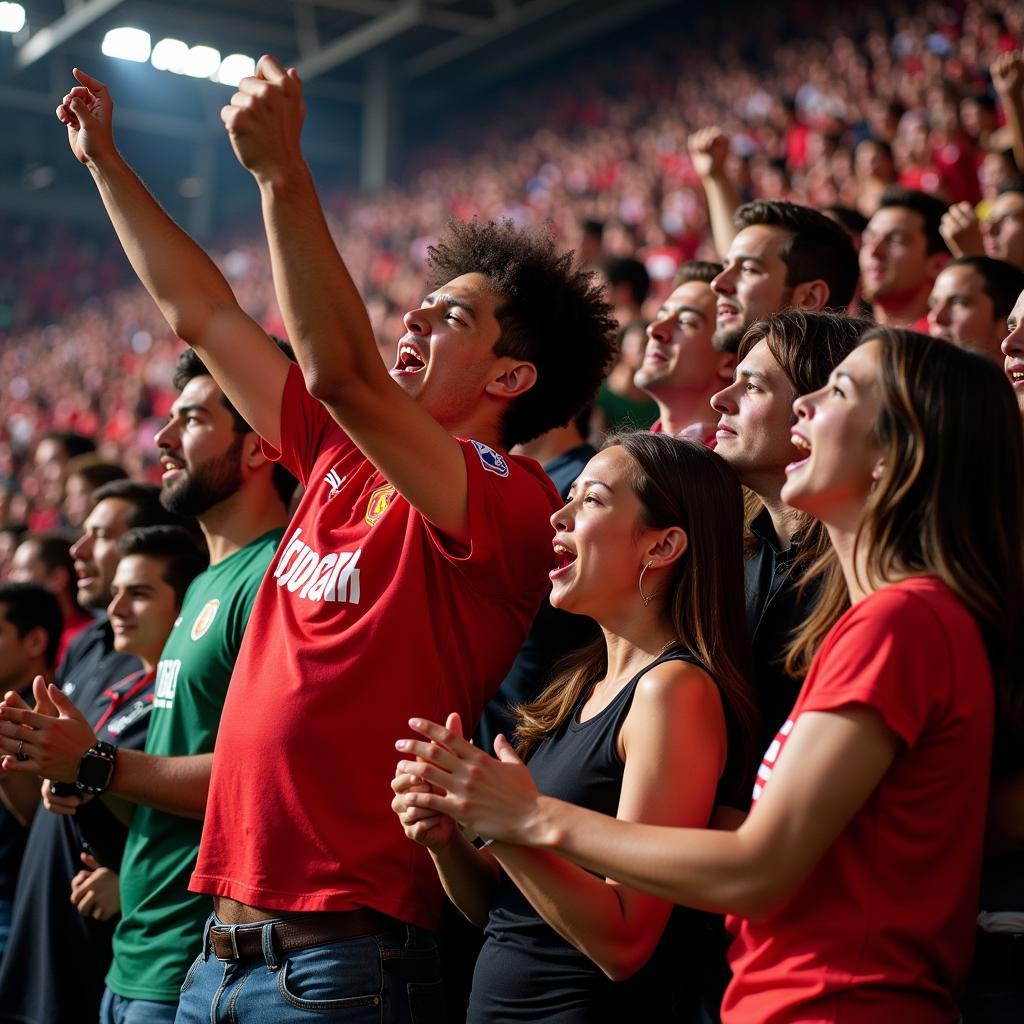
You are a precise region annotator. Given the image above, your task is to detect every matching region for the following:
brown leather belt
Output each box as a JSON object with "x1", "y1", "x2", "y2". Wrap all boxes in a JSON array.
[{"x1": 209, "y1": 909, "x2": 395, "y2": 961}]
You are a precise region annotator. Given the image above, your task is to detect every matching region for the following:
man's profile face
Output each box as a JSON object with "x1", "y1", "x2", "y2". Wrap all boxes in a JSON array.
[
  {"x1": 391, "y1": 272, "x2": 508, "y2": 429},
  {"x1": 0, "y1": 602, "x2": 41, "y2": 691},
  {"x1": 155, "y1": 375, "x2": 246, "y2": 518},
  {"x1": 68, "y1": 497, "x2": 134, "y2": 609},
  {"x1": 107, "y1": 555, "x2": 180, "y2": 665},
  {"x1": 1002, "y1": 289, "x2": 1024, "y2": 416},
  {"x1": 927, "y1": 265, "x2": 1004, "y2": 363},
  {"x1": 860, "y1": 206, "x2": 935, "y2": 302},
  {"x1": 635, "y1": 280, "x2": 723, "y2": 396},
  {"x1": 711, "y1": 226, "x2": 792, "y2": 353}
]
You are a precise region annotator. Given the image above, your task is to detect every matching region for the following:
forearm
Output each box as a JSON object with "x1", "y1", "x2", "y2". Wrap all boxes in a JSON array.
[
  {"x1": 532, "y1": 797, "x2": 773, "y2": 918},
  {"x1": 701, "y1": 174, "x2": 742, "y2": 258},
  {"x1": 258, "y1": 171, "x2": 382, "y2": 400},
  {"x1": 428, "y1": 831, "x2": 499, "y2": 928},
  {"x1": 0, "y1": 772, "x2": 40, "y2": 827},
  {"x1": 86, "y1": 154, "x2": 239, "y2": 341},
  {"x1": 1001, "y1": 90, "x2": 1024, "y2": 173},
  {"x1": 107, "y1": 750, "x2": 212, "y2": 819},
  {"x1": 492, "y1": 841, "x2": 670, "y2": 981}
]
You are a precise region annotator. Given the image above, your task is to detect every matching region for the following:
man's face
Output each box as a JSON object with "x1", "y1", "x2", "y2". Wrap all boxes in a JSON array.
[
  {"x1": 0, "y1": 602, "x2": 47, "y2": 691},
  {"x1": 68, "y1": 497, "x2": 135, "y2": 609},
  {"x1": 391, "y1": 272, "x2": 508, "y2": 430},
  {"x1": 7, "y1": 541, "x2": 46, "y2": 585},
  {"x1": 1003, "y1": 289, "x2": 1024, "y2": 416},
  {"x1": 711, "y1": 226, "x2": 793, "y2": 352},
  {"x1": 33, "y1": 438, "x2": 67, "y2": 505},
  {"x1": 107, "y1": 555, "x2": 180, "y2": 666},
  {"x1": 154, "y1": 376, "x2": 246, "y2": 518},
  {"x1": 710, "y1": 339, "x2": 802, "y2": 496},
  {"x1": 635, "y1": 281, "x2": 725, "y2": 398},
  {"x1": 860, "y1": 206, "x2": 937, "y2": 303},
  {"x1": 984, "y1": 192, "x2": 1024, "y2": 270},
  {"x1": 927, "y1": 265, "x2": 1005, "y2": 362}
]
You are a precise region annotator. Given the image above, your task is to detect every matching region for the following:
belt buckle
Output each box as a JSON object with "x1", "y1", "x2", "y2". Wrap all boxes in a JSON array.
[{"x1": 215, "y1": 924, "x2": 241, "y2": 962}]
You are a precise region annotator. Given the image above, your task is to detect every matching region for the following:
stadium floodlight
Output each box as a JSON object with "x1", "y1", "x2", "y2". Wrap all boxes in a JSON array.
[
  {"x1": 101, "y1": 27, "x2": 151, "y2": 63},
  {"x1": 151, "y1": 37, "x2": 189, "y2": 74},
  {"x1": 183, "y1": 45, "x2": 221, "y2": 79},
  {"x1": 215, "y1": 54, "x2": 256, "y2": 87},
  {"x1": 0, "y1": 2, "x2": 25, "y2": 34}
]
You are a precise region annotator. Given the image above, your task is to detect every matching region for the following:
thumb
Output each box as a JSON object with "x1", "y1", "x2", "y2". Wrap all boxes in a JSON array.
[
  {"x1": 80, "y1": 851, "x2": 100, "y2": 870},
  {"x1": 445, "y1": 711, "x2": 464, "y2": 740},
  {"x1": 494, "y1": 734, "x2": 523, "y2": 765},
  {"x1": 49, "y1": 685, "x2": 86, "y2": 722},
  {"x1": 33, "y1": 675, "x2": 56, "y2": 716}
]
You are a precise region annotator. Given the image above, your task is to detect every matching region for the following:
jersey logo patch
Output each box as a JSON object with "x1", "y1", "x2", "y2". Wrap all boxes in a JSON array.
[
  {"x1": 190, "y1": 599, "x2": 220, "y2": 641},
  {"x1": 365, "y1": 484, "x2": 397, "y2": 526},
  {"x1": 324, "y1": 468, "x2": 345, "y2": 499},
  {"x1": 471, "y1": 440, "x2": 509, "y2": 478}
]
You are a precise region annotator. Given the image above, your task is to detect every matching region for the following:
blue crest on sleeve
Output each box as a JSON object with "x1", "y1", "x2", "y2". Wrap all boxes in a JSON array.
[{"x1": 471, "y1": 440, "x2": 509, "y2": 478}]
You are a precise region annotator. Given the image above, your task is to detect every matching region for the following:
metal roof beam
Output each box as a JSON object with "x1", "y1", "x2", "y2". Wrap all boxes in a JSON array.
[
  {"x1": 296, "y1": 0, "x2": 423, "y2": 81},
  {"x1": 15, "y1": 0, "x2": 127, "y2": 71}
]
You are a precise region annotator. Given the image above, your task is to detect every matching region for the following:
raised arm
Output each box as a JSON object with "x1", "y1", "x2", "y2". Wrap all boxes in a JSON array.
[
  {"x1": 56, "y1": 68, "x2": 289, "y2": 448},
  {"x1": 688, "y1": 127, "x2": 742, "y2": 259},
  {"x1": 220, "y1": 56, "x2": 476, "y2": 542},
  {"x1": 399, "y1": 705, "x2": 899, "y2": 921},
  {"x1": 993, "y1": 51, "x2": 1024, "y2": 175},
  {"x1": 397, "y1": 664, "x2": 729, "y2": 979}
]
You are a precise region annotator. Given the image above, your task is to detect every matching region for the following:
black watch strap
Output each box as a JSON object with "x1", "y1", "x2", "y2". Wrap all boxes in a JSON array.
[{"x1": 76, "y1": 740, "x2": 118, "y2": 795}]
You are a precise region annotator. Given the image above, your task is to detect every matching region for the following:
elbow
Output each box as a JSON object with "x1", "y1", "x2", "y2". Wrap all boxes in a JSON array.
[
  {"x1": 593, "y1": 937, "x2": 659, "y2": 983},
  {"x1": 722, "y1": 875, "x2": 795, "y2": 922}
]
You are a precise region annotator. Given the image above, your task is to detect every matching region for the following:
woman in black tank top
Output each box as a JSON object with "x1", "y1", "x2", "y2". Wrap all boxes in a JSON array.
[{"x1": 393, "y1": 433, "x2": 758, "y2": 1022}]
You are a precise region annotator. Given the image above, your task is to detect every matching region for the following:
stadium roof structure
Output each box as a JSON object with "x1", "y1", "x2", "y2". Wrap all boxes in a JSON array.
[{"x1": 0, "y1": 0, "x2": 677, "y2": 237}]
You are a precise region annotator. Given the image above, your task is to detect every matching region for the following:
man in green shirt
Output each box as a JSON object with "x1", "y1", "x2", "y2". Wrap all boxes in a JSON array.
[{"x1": 9, "y1": 348, "x2": 295, "y2": 1019}]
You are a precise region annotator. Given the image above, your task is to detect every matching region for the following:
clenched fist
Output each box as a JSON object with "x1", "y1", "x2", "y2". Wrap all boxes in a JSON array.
[
  {"x1": 688, "y1": 126, "x2": 730, "y2": 179},
  {"x1": 221, "y1": 54, "x2": 307, "y2": 185}
]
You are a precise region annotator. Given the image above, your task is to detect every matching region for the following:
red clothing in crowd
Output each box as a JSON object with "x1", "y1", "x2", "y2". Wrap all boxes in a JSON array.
[
  {"x1": 723, "y1": 576, "x2": 993, "y2": 1024},
  {"x1": 190, "y1": 365, "x2": 559, "y2": 930}
]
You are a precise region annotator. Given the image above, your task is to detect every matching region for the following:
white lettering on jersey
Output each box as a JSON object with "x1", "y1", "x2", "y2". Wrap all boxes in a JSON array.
[
  {"x1": 273, "y1": 528, "x2": 362, "y2": 605},
  {"x1": 154, "y1": 659, "x2": 182, "y2": 710},
  {"x1": 106, "y1": 699, "x2": 152, "y2": 737}
]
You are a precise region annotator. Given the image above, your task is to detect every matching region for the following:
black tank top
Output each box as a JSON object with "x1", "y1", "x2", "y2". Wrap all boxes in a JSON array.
[{"x1": 467, "y1": 646, "x2": 709, "y2": 1024}]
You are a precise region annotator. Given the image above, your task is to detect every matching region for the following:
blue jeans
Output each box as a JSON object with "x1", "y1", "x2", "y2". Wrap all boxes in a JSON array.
[
  {"x1": 174, "y1": 915, "x2": 445, "y2": 1024},
  {"x1": 100, "y1": 987, "x2": 178, "y2": 1024}
]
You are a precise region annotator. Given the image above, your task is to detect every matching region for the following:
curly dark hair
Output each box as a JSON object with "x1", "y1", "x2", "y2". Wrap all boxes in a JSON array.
[{"x1": 425, "y1": 219, "x2": 618, "y2": 447}]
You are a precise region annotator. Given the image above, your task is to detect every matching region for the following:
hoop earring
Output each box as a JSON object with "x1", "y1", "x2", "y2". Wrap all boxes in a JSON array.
[{"x1": 638, "y1": 561, "x2": 654, "y2": 607}]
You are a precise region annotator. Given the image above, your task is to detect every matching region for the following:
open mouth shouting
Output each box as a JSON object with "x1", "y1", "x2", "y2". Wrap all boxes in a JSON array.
[
  {"x1": 785, "y1": 431, "x2": 812, "y2": 474},
  {"x1": 550, "y1": 541, "x2": 578, "y2": 580},
  {"x1": 1007, "y1": 364, "x2": 1024, "y2": 390},
  {"x1": 392, "y1": 341, "x2": 428, "y2": 377}
]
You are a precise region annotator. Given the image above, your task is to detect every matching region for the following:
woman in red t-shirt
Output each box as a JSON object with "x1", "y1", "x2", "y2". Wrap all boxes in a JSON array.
[{"x1": 398, "y1": 328, "x2": 1024, "y2": 1024}]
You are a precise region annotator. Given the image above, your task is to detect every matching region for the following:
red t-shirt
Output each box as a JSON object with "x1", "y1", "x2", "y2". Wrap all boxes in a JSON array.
[
  {"x1": 723, "y1": 577, "x2": 993, "y2": 1024},
  {"x1": 190, "y1": 366, "x2": 560, "y2": 927}
]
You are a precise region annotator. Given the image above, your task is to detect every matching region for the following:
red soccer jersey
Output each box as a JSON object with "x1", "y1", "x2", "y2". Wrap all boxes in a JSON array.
[
  {"x1": 723, "y1": 576, "x2": 994, "y2": 1024},
  {"x1": 190, "y1": 366, "x2": 560, "y2": 928}
]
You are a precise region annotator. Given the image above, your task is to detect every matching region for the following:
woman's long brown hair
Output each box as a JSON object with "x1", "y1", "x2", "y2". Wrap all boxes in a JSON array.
[
  {"x1": 512, "y1": 432, "x2": 759, "y2": 802},
  {"x1": 733, "y1": 311, "x2": 871, "y2": 678},
  {"x1": 787, "y1": 328, "x2": 1024, "y2": 751}
]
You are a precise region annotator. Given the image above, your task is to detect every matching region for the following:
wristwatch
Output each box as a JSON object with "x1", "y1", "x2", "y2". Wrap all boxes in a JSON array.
[{"x1": 75, "y1": 741, "x2": 118, "y2": 794}]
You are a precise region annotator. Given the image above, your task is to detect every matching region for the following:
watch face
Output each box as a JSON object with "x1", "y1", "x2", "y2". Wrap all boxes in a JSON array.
[{"x1": 78, "y1": 746, "x2": 115, "y2": 792}]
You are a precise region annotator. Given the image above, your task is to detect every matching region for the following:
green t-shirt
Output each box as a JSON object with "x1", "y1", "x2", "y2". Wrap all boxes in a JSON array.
[{"x1": 105, "y1": 529, "x2": 283, "y2": 1002}]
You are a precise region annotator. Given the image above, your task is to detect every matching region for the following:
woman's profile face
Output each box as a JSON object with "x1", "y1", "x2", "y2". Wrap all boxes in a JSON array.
[
  {"x1": 548, "y1": 445, "x2": 658, "y2": 620},
  {"x1": 781, "y1": 341, "x2": 885, "y2": 530}
]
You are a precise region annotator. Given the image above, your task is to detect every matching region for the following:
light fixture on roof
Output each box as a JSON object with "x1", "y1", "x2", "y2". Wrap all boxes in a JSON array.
[
  {"x1": 101, "y1": 27, "x2": 151, "y2": 63},
  {"x1": 0, "y1": 3, "x2": 25, "y2": 34},
  {"x1": 215, "y1": 54, "x2": 256, "y2": 87},
  {"x1": 182, "y1": 45, "x2": 221, "y2": 79},
  {"x1": 151, "y1": 37, "x2": 189, "y2": 74}
]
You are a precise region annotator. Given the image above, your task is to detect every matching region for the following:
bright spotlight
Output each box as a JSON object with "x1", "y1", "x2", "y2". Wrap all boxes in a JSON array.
[
  {"x1": 151, "y1": 37, "x2": 189, "y2": 74},
  {"x1": 0, "y1": 2, "x2": 26, "y2": 33},
  {"x1": 183, "y1": 45, "x2": 221, "y2": 79},
  {"x1": 101, "y1": 27, "x2": 151, "y2": 63},
  {"x1": 215, "y1": 53, "x2": 256, "y2": 87}
]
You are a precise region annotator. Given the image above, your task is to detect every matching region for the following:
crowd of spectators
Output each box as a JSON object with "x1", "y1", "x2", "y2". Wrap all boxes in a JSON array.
[{"x1": 2, "y1": 0, "x2": 1023, "y2": 548}]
